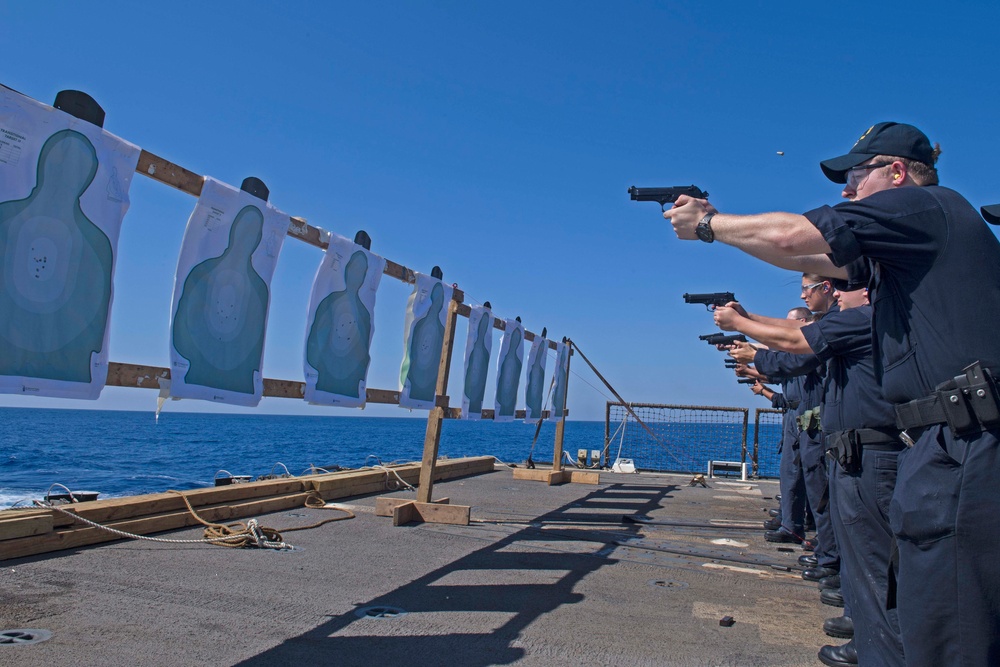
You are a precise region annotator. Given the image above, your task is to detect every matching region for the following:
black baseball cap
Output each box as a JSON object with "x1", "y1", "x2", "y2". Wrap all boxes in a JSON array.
[
  {"x1": 832, "y1": 257, "x2": 871, "y2": 292},
  {"x1": 820, "y1": 122, "x2": 935, "y2": 184},
  {"x1": 983, "y1": 204, "x2": 1000, "y2": 225},
  {"x1": 831, "y1": 278, "x2": 868, "y2": 292}
]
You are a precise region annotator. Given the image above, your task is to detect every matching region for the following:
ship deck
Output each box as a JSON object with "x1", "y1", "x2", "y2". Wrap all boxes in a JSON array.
[{"x1": 2, "y1": 466, "x2": 832, "y2": 666}]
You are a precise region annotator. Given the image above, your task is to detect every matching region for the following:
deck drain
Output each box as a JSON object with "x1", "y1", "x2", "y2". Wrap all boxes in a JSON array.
[
  {"x1": 0, "y1": 629, "x2": 52, "y2": 646},
  {"x1": 355, "y1": 605, "x2": 407, "y2": 619},
  {"x1": 649, "y1": 579, "x2": 688, "y2": 590}
]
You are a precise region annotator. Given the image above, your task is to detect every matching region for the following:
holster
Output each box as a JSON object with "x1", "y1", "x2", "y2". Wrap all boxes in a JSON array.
[
  {"x1": 827, "y1": 430, "x2": 862, "y2": 474},
  {"x1": 796, "y1": 407, "x2": 821, "y2": 434},
  {"x1": 936, "y1": 362, "x2": 1000, "y2": 436}
]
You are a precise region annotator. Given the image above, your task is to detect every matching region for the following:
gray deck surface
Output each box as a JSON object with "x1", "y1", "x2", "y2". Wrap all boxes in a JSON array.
[{"x1": 2, "y1": 467, "x2": 835, "y2": 666}]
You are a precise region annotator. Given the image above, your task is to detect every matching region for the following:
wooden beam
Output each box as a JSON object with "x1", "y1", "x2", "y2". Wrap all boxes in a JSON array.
[
  {"x1": 390, "y1": 501, "x2": 470, "y2": 527},
  {"x1": 510, "y1": 467, "x2": 600, "y2": 486},
  {"x1": 0, "y1": 510, "x2": 54, "y2": 542},
  {"x1": 552, "y1": 343, "x2": 573, "y2": 473},
  {"x1": 512, "y1": 468, "x2": 564, "y2": 485},
  {"x1": 135, "y1": 150, "x2": 465, "y2": 301},
  {"x1": 454, "y1": 303, "x2": 555, "y2": 349},
  {"x1": 416, "y1": 298, "x2": 461, "y2": 504},
  {"x1": 137, "y1": 150, "x2": 205, "y2": 196},
  {"x1": 374, "y1": 496, "x2": 449, "y2": 517},
  {"x1": 0, "y1": 491, "x2": 314, "y2": 561},
  {"x1": 106, "y1": 362, "x2": 401, "y2": 406},
  {"x1": 0, "y1": 457, "x2": 496, "y2": 561},
  {"x1": 105, "y1": 362, "x2": 169, "y2": 389},
  {"x1": 565, "y1": 470, "x2": 601, "y2": 485}
]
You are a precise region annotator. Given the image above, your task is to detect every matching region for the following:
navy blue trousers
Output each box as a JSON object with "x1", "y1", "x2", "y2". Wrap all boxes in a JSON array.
[
  {"x1": 891, "y1": 426, "x2": 1000, "y2": 666},
  {"x1": 800, "y1": 429, "x2": 838, "y2": 568},
  {"x1": 830, "y1": 449, "x2": 904, "y2": 666},
  {"x1": 779, "y1": 413, "x2": 807, "y2": 534}
]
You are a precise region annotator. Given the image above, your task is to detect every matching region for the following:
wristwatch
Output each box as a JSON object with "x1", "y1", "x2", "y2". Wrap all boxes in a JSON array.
[{"x1": 696, "y1": 213, "x2": 715, "y2": 243}]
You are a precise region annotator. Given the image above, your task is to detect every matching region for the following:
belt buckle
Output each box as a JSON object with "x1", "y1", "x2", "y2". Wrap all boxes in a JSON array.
[{"x1": 899, "y1": 430, "x2": 916, "y2": 448}]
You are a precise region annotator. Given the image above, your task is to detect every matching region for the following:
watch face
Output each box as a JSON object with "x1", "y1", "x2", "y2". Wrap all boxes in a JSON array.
[{"x1": 696, "y1": 220, "x2": 714, "y2": 243}]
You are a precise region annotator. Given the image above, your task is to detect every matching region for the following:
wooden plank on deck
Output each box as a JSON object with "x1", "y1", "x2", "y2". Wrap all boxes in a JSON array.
[{"x1": 0, "y1": 510, "x2": 54, "y2": 541}]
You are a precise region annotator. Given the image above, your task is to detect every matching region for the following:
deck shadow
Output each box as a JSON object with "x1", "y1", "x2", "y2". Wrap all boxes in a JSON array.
[{"x1": 236, "y1": 481, "x2": 677, "y2": 667}]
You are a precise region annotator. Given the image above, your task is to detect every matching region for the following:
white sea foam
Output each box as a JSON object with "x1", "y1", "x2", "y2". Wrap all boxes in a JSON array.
[
  {"x1": 0, "y1": 489, "x2": 132, "y2": 509},
  {"x1": 0, "y1": 489, "x2": 43, "y2": 509}
]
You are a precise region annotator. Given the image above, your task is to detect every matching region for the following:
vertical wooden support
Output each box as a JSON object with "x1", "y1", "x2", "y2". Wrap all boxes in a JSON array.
[
  {"x1": 503, "y1": 340, "x2": 599, "y2": 487},
  {"x1": 551, "y1": 343, "x2": 573, "y2": 473},
  {"x1": 416, "y1": 297, "x2": 461, "y2": 503}
]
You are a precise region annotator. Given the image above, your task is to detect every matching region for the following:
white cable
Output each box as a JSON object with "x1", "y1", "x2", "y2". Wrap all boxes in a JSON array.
[
  {"x1": 487, "y1": 456, "x2": 518, "y2": 469},
  {"x1": 35, "y1": 501, "x2": 291, "y2": 549},
  {"x1": 371, "y1": 465, "x2": 416, "y2": 491}
]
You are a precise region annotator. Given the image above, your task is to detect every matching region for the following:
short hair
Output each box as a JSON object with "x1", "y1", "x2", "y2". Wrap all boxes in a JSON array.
[
  {"x1": 787, "y1": 306, "x2": 814, "y2": 322},
  {"x1": 801, "y1": 273, "x2": 837, "y2": 284},
  {"x1": 877, "y1": 143, "x2": 942, "y2": 186}
]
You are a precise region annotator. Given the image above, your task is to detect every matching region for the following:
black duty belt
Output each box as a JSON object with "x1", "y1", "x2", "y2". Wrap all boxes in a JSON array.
[
  {"x1": 895, "y1": 362, "x2": 1000, "y2": 436},
  {"x1": 826, "y1": 427, "x2": 903, "y2": 473},
  {"x1": 853, "y1": 428, "x2": 905, "y2": 451},
  {"x1": 894, "y1": 395, "x2": 948, "y2": 431}
]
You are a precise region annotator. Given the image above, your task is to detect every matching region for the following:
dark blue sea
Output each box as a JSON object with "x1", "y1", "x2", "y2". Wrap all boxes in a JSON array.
[
  {"x1": 0, "y1": 407, "x2": 781, "y2": 508},
  {"x1": 0, "y1": 408, "x2": 607, "y2": 508}
]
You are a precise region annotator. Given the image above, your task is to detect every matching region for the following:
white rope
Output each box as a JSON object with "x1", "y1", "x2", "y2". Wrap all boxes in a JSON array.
[
  {"x1": 488, "y1": 456, "x2": 518, "y2": 469},
  {"x1": 35, "y1": 500, "x2": 292, "y2": 550},
  {"x1": 367, "y1": 464, "x2": 416, "y2": 491}
]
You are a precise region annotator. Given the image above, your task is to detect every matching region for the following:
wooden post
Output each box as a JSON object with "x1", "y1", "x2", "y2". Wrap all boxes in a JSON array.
[
  {"x1": 551, "y1": 343, "x2": 572, "y2": 473},
  {"x1": 416, "y1": 297, "x2": 461, "y2": 504},
  {"x1": 511, "y1": 341, "x2": 595, "y2": 485}
]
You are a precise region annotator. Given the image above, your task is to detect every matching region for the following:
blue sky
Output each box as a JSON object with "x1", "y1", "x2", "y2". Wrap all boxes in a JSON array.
[{"x1": 2, "y1": 1, "x2": 999, "y2": 421}]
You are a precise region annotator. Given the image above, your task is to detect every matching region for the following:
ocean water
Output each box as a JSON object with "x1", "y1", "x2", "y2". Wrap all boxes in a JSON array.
[
  {"x1": 0, "y1": 407, "x2": 780, "y2": 509},
  {"x1": 0, "y1": 407, "x2": 608, "y2": 508}
]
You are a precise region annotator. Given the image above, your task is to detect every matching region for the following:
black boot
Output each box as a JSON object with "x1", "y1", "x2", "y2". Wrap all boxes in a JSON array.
[
  {"x1": 823, "y1": 615, "x2": 853, "y2": 639},
  {"x1": 820, "y1": 588, "x2": 844, "y2": 608},
  {"x1": 818, "y1": 639, "x2": 857, "y2": 666}
]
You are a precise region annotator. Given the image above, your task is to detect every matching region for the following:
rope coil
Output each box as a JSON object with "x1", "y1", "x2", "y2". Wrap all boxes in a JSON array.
[{"x1": 33, "y1": 488, "x2": 355, "y2": 551}]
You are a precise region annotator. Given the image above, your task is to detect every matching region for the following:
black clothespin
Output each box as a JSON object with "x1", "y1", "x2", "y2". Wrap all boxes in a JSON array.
[
  {"x1": 541, "y1": 327, "x2": 547, "y2": 338},
  {"x1": 240, "y1": 177, "x2": 269, "y2": 202},
  {"x1": 54, "y1": 90, "x2": 105, "y2": 128},
  {"x1": 483, "y1": 301, "x2": 492, "y2": 309},
  {"x1": 515, "y1": 316, "x2": 521, "y2": 323},
  {"x1": 431, "y1": 266, "x2": 443, "y2": 280},
  {"x1": 354, "y1": 230, "x2": 372, "y2": 250}
]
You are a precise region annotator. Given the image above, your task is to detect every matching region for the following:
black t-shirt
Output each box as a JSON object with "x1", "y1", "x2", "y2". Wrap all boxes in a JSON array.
[{"x1": 805, "y1": 186, "x2": 1000, "y2": 403}]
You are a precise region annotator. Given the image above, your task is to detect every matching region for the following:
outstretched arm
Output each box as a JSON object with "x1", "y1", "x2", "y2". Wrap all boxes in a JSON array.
[
  {"x1": 715, "y1": 306, "x2": 813, "y2": 354},
  {"x1": 722, "y1": 302, "x2": 807, "y2": 330},
  {"x1": 662, "y1": 196, "x2": 849, "y2": 279}
]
